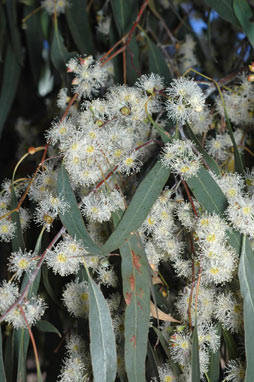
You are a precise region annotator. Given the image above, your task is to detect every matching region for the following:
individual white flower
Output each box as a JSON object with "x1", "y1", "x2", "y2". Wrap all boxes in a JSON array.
[
  {"x1": 57, "y1": 355, "x2": 89, "y2": 382},
  {"x1": 178, "y1": 34, "x2": 199, "y2": 74},
  {"x1": 165, "y1": 77, "x2": 205, "y2": 124},
  {"x1": 5, "y1": 296, "x2": 47, "y2": 328},
  {"x1": 175, "y1": 200, "x2": 198, "y2": 231},
  {"x1": 175, "y1": 284, "x2": 216, "y2": 325},
  {"x1": 169, "y1": 330, "x2": 191, "y2": 364},
  {"x1": 28, "y1": 162, "x2": 58, "y2": 203},
  {"x1": 19, "y1": 207, "x2": 31, "y2": 232},
  {"x1": 67, "y1": 55, "x2": 109, "y2": 99},
  {"x1": 62, "y1": 280, "x2": 89, "y2": 318},
  {"x1": 46, "y1": 235, "x2": 85, "y2": 276},
  {"x1": 0, "y1": 280, "x2": 20, "y2": 313},
  {"x1": 144, "y1": 240, "x2": 164, "y2": 269},
  {"x1": 160, "y1": 139, "x2": 201, "y2": 179},
  {"x1": 41, "y1": 0, "x2": 69, "y2": 15},
  {"x1": 45, "y1": 117, "x2": 76, "y2": 147},
  {"x1": 8, "y1": 249, "x2": 37, "y2": 280},
  {"x1": 82, "y1": 189, "x2": 125, "y2": 223},
  {"x1": 214, "y1": 172, "x2": 245, "y2": 202},
  {"x1": 0, "y1": 218, "x2": 16, "y2": 242},
  {"x1": 215, "y1": 292, "x2": 243, "y2": 333},
  {"x1": 65, "y1": 334, "x2": 86, "y2": 357},
  {"x1": 96, "y1": 266, "x2": 118, "y2": 288},
  {"x1": 226, "y1": 194, "x2": 254, "y2": 238},
  {"x1": 223, "y1": 359, "x2": 245, "y2": 382},
  {"x1": 205, "y1": 133, "x2": 231, "y2": 161},
  {"x1": 39, "y1": 193, "x2": 70, "y2": 218},
  {"x1": 199, "y1": 244, "x2": 238, "y2": 285},
  {"x1": 196, "y1": 213, "x2": 228, "y2": 250},
  {"x1": 189, "y1": 106, "x2": 212, "y2": 135},
  {"x1": 118, "y1": 151, "x2": 143, "y2": 175},
  {"x1": 57, "y1": 88, "x2": 71, "y2": 110},
  {"x1": 135, "y1": 73, "x2": 164, "y2": 94},
  {"x1": 216, "y1": 72, "x2": 254, "y2": 126},
  {"x1": 155, "y1": 362, "x2": 178, "y2": 382}
]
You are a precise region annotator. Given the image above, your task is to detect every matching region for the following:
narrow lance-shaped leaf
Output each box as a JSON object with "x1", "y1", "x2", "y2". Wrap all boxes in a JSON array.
[
  {"x1": 0, "y1": 326, "x2": 6, "y2": 382},
  {"x1": 238, "y1": 234, "x2": 254, "y2": 382},
  {"x1": 88, "y1": 275, "x2": 117, "y2": 382},
  {"x1": 102, "y1": 160, "x2": 170, "y2": 253},
  {"x1": 207, "y1": 323, "x2": 221, "y2": 382},
  {"x1": 24, "y1": 4, "x2": 44, "y2": 85},
  {"x1": 120, "y1": 234, "x2": 150, "y2": 382},
  {"x1": 6, "y1": 0, "x2": 23, "y2": 65},
  {"x1": 147, "y1": 38, "x2": 172, "y2": 85},
  {"x1": 191, "y1": 322, "x2": 200, "y2": 382},
  {"x1": 50, "y1": 29, "x2": 76, "y2": 75},
  {"x1": 110, "y1": 0, "x2": 138, "y2": 35},
  {"x1": 36, "y1": 320, "x2": 61, "y2": 337},
  {"x1": 0, "y1": 43, "x2": 21, "y2": 138},
  {"x1": 57, "y1": 164, "x2": 103, "y2": 255},
  {"x1": 204, "y1": 0, "x2": 241, "y2": 27},
  {"x1": 65, "y1": 0, "x2": 94, "y2": 54},
  {"x1": 233, "y1": 0, "x2": 254, "y2": 47}
]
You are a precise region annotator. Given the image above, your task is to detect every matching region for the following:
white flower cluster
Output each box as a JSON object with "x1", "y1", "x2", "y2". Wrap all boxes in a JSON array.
[
  {"x1": 58, "y1": 334, "x2": 90, "y2": 382},
  {"x1": 196, "y1": 213, "x2": 238, "y2": 285},
  {"x1": 216, "y1": 72, "x2": 254, "y2": 125},
  {"x1": 178, "y1": 34, "x2": 199, "y2": 74},
  {"x1": 0, "y1": 280, "x2": 46, "y2": 329},
  {"x1": 165, "y1": 77, "x2": 205, "y2": 124},
  {"x1": 161, "y1": 139, "x2": 202, "y2": 179}
]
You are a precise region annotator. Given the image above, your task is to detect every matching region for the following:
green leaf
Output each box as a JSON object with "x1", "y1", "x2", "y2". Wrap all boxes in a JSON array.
[
  {"x1": 186, "y1": 124, "x2": 220, "y2": 176},
  {"x1": 147, "y1": 340, "x2": 160, "y2": 381},
  {"x1": 88, "y1": 276, "x2": 117, "y2": 382},
  {"x1": 120, "y1": 234, "x2": 150, "y2": 382},
  {"x1": 42, "y1": 265, "x2": 62, "y2": 308},
  {"x1": 10, "y1": 187, "x2": 25, "y2": 252},
  {"x1": 0, "y1": 327, "x2": 6, "y2": 382},
  {"x1": 204, "y1": 0, "x2": 241, "y2": 27},
  {"x1": 0, "y1": 3, "x2": 6, "y2": 61},
  {"x1": 57, "y1": 164, "x2": 103, "y2": 256},
  {"x1": 65, "y1": 0, "x2": 94, "y2": 54},
  {"x1": 233, "y1": 0, "x2": 254, "y2": 47},
  {"x1": 36, "y1": 320, "x2": 61, "y2": 337},
  {"x1": 187, "y1": 167, "x2": 227, "y2": 217},
  {"x1": 221, "y1": 328, "x2": 237, "y2": 360},
  {"x1": 238, "y1": 234, "x2": 254, "y2": 382},
  {"x1": 126, "y1": 36, "x2": 140, "y2": 85},
  {"x1": 50, "y1": 29, "x2": 76, "y2": 74},
  {"x1": 147, "y1": 38, "x2": 172, "y2": 85},
  {"x1": 191, "y1": 323, "x2": 200, "y2": 382},
  {"x1": 4, "y1": 333, "x2": 13, "y2": 382},
  {"x1": 110, "y1": 0, "x2": 138, "y2": 35},
  {"x1": 102, "y1": 160, "x2": 170, "y2": 253},
  {"x1": 208, "y1": 323, "x2": 221, "y2": 382},
  {"x1": 0, "y1": 43, "x2": 21, "y2": 137},
  {"x1": 13, "y1": 329, "x2": 29, "y2": 382},
  {"x1": 6, "y1": 0, "x2": 23, "y2": 65},
  {"x1": 24, "y1": 4, "x2": 44, "y2": 85}
]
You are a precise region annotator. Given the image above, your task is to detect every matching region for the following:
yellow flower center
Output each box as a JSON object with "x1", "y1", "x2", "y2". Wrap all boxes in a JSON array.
[
  {"x1": 125, "y1": 158, "x2": 134, "y2": 166},
  {"x1": 1, "y1": 225, "x2": 8, "y2": 233},
  {"x1": 18, "y1": 258, "x2": 29, "y2": 269},
  {"x1": 57, "y1": 253, "x2": 67, "y2": 263}
]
